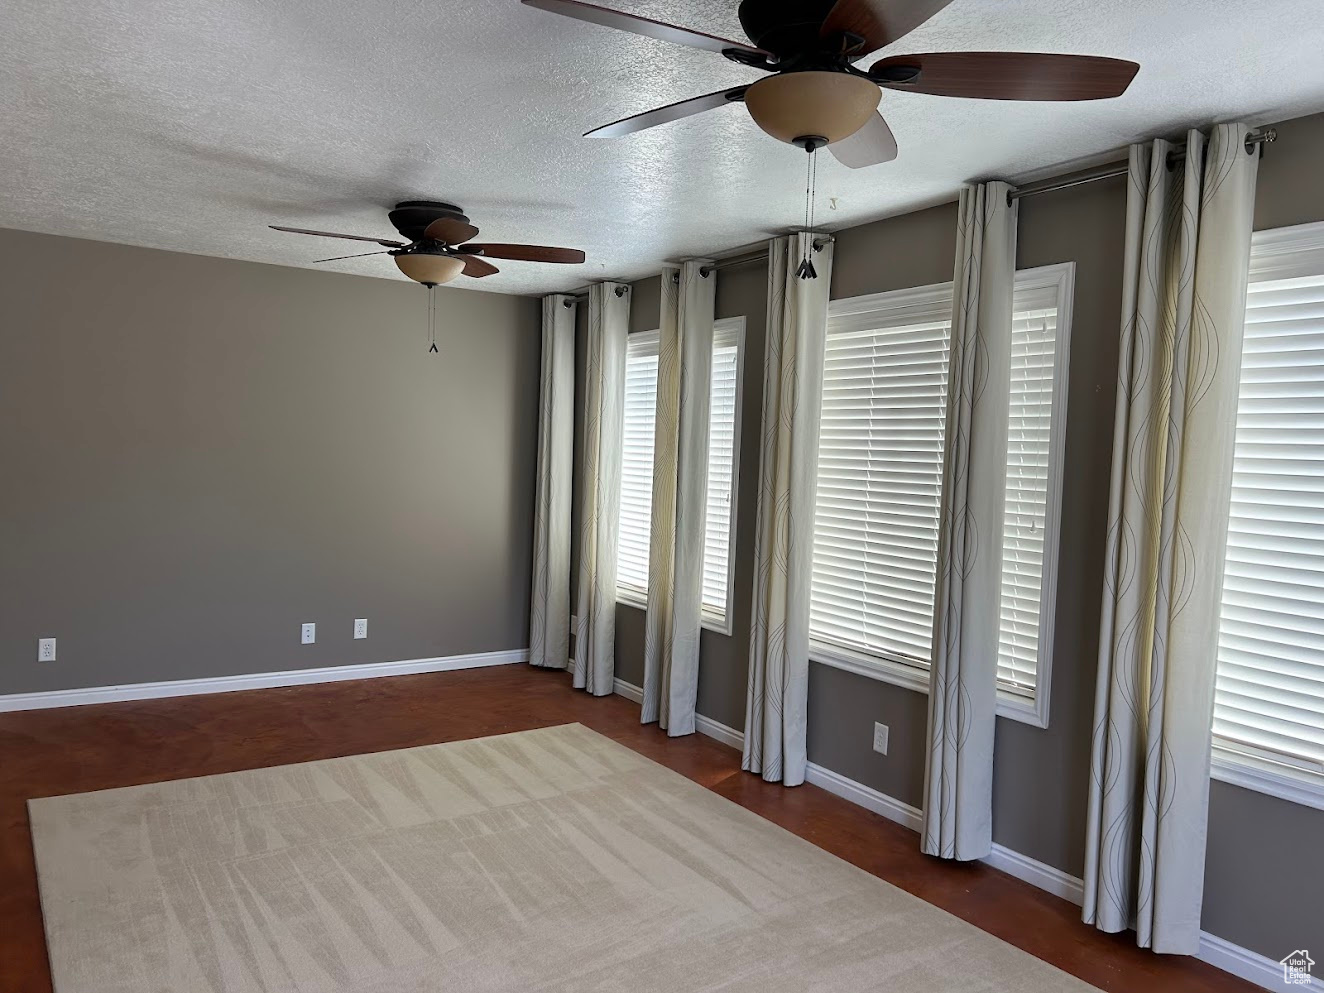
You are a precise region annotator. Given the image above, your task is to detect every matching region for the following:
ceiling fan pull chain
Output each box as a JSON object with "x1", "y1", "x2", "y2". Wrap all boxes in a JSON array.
[
  {"x1": 428, "y1": 286, "x2": 439, "y2": 354},
  {"x1": 797, "y1": 148, "x2": 819, "y2": 280},
  {"x1": 804, "y1": 150, "x2": 811, "y2": 235}
]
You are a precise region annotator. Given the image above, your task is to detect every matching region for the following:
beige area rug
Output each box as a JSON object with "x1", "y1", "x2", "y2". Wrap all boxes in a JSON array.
[{"x1": 31, "y1": 723, "x2": 1100, "y2": 992}]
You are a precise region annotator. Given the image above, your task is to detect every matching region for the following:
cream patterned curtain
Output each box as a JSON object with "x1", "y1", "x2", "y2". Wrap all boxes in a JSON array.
[
  {"x1": 530, "y1": 294, "x2": 576, "y2": 670},
  {"x1": 574, "y1": 282, "x2": 631, "y2": 696},
  {"x1": 743, "y1": 233, "x2": 834, "y2": 786},
  {"x1": 1083, "y1": 124, "x2": 1259, "y2": 954},
  {"x1": 922, "y1": 181, "x2": 1017, "y2": 861},
  {"x1": 642, "y1": 261, "x2": 716, "y2": 734}
]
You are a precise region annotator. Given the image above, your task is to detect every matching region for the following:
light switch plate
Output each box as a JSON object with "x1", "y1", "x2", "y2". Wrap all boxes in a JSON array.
[
  {"x1": 873, "y1": 722, "x2": 889, "y2": 755},
  {"x1": 301, "y1": 622, "x2": 316, "y2": 645},
  {"x1": 353, "y1": 618, "x2": 367, "y2": 640}
]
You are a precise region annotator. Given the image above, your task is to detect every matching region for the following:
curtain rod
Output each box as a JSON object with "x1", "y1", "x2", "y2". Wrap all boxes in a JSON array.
[
  {"x1": 563, "y1": 128, "x2": 1278, "y2": 302},
  {"x1": 563, "y1": 238, "x2": 830, "y2": 299},
  {"x1": 699, "y1": 236, "x2": 831, "y2": 277},
  {"x1": 563, "y1": 284, "x2": 628, "y2": 304},
  {"x1": 1008, "y1": 127, "x2": 1277, "y2": 203}
]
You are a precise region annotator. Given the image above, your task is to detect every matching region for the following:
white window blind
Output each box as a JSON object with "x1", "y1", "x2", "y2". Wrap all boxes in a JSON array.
[
  {"x1": 1213, "y1": 223, "x2": 1324, "y2": 797},
  {"x1": 616, "y1": 319, "x2": 744, "y2": 628},
  {"x1": 701, "y1": 322, "x2": 743, "y2": 628},
  {"x1": 997, "y1": 270, "x2": 1072, "y2": 709},
  {"x1": 617, "y1": 330, "x2": 660, "y2": 603},
  {"x1": 810, "y1": 268, "x2": 1073, "y2": 723},
  {"x1": 811, "y1": 286, "x2": 952, "y2": 673}
]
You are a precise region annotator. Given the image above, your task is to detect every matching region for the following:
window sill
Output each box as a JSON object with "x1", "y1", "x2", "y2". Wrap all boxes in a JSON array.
[
  {"x1": 699, "y1": 611, "x2": 733, "y2": 637},
  {"x1": 616, "y1": 590, "x2": 648, "y2": 612},
  {"x1": 810, "y1": 641, "x2": 930, "y2": 694},
  {"x1": 614, "y1": 595, "x2": 732, "y2": 637},
  {"x1": 1210, "y1": 745, "x2": 1324, "y2": 812},
  {"x1": 995, "y1": 690, "x2": 1049, "y2": 730},
  {"x1": 808, "y1": 641, "x2": 1049, "y2": 728}
]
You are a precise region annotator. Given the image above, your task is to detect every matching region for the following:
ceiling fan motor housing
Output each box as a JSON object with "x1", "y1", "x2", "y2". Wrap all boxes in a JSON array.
[
  {"x1": 738, "y1": 0, "x2": 839, "y2": 56},
  {"x1": 387, "y1": 201, "x2": 470, "y2": 243}
]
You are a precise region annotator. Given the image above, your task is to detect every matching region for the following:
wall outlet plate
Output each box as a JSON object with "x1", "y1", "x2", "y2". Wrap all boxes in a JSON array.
[
  {"x1": 301, "y1": 622, "x2": 316, "y2": 645},
  {"x1": 38, "y1": 637, "x2": 57, "y2": 662},
  {"x1": 353, "y1": 618, "x2": 367, "y2": 640},
  {"x1": 873, "y1": 721, "x2": 889, "y2": 755}
]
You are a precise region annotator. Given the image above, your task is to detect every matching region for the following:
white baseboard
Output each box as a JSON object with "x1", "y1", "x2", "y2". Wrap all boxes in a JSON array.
[
  {"x1": 1199, "y1": 933, "x2": 1324, "y2": 991},
  {"x1": 612, "y1": 677, "x2": 643, "y2": 704},
  {"x1": 0, "y1": 649, "x2": 528, "y2": 713},
  {"x1": 609, "y1": 678, "x2": 1302, "y2": 992},
  {"x1": 984, "y1": 844, "x2": 1086, "y2": 905},
  {"x1": 695, "y1": 712, "x2": 744, "y2": 750},
  {"x1": 803, "y1": 759, "x2": 924, "y2": 831},
  {"x1": 611, "y1": 679, "x2": 746, "y2": 748}
]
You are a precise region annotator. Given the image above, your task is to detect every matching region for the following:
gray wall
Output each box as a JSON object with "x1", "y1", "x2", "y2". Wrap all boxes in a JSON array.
[
  {"x1": 594, "y1": 111, "x2": 1324, "y2": 961},
  {"x1": 0, "y1": 228, "x2": 541, "y2": 695}
]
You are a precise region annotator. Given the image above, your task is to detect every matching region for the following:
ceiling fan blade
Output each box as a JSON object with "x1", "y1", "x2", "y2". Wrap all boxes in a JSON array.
[
  {"x1": 423, "y1": 216, "x2": 481, "y2": 245},
  {"x1": 461, "y1": 255, "x2": 501, "y2": 278},
  {"x1": 586, "y1": 86, "x2": 748, "y2": 138},
  {"x1": 870, "y1": 52, "x2": 1140, "y2": 101},
  {"x1": 521, "y1": 0, "x2": 764, "y2": 56},
  {"x1": 464, "y1": 244, "x2": 586, "y2": 264},
  {"x1": 310, "y1": 250, "x2": 393, "y2": 263},
  {"x1": 271, "y1": 225, "x2": 403, "y2": 247},
  {"x1": 819, "y1": 0, "x2": 954, "y2": 55},
  {"x1": 828, "y1": 112, "x2": 898, "y2": 168}
]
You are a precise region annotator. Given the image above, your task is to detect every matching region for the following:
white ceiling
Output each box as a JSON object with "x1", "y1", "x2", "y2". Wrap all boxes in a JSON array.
[{"x1": 2, "y1": 0, "x2": 1322, "y2": 296}]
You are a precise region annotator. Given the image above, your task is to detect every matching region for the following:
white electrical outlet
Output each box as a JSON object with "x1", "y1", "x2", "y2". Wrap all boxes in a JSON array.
[
  {"x1": 873, "y1": 722, "x2": 889, "y2": 755},
  {"x1": 353, "y1": 618, "x2": 368, "y2": 640},
  {"x1": 301, "y1": 622, "x2": 316, "y2": 645},
  {"x1": 38, "y1": 637, "x2": 57, "y2": 662}
]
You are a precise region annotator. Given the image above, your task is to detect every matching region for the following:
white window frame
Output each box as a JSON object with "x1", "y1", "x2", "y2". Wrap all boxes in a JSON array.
[
  {"x1": 700, "y1": 317, "x2": 746, "y2": 635},
  {"x1": 616, "y1": 329, "x2": 661, "y2": 612},
  {"x1": 1209, "y1": 220, "x2": 1324, "y2": 812},
  {"x1": 996, "y1": 262, "x2": 1075, "y2": 729},
  {"x1": 808, "y1": 263, "x2": 1075, "y2": 729},
  {"x1": 808, "y1": 281, "x2": 954, "y2": 695},
  {"x1": 615, "y1": 317, "x2": 746, "y2": 636}
]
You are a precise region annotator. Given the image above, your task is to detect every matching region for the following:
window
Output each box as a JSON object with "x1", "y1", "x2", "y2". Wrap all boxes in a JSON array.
[
  {"x1": 702, "y1": 322, "x2": 744, "y2": 631},
  {"x1": 996, "y1": 266, "x2": 1074, "y2": 725},
  {"x1": 809, "y1": 265, "x2": 1074, "y2": 727},
  {"x1": 811, "y1": 283, "x2": 951, "y2": 682},
  {"x1": 617, "y1": 330, "x2": 660, "y2": 604},
  {"x1": 616, "y1": 318, "x2": 745, "y2": 631},
  {"x1": 1211, "y1": 221, "x2": 1324, "y2": 810}
]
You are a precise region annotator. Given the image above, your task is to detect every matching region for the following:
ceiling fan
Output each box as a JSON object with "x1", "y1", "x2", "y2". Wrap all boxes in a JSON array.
[
  {"x1": 523, "y1": 0, "x2": 1140, "y2": 167},
  {"x1": 270, "y1": 201, "x2": 587, "y2": 286}
]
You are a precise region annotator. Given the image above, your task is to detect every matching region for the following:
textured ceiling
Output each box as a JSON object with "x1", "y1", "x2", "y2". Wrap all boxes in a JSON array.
[{"x1": 2, "y1": 0, "x2": 1322, "y2": 296}]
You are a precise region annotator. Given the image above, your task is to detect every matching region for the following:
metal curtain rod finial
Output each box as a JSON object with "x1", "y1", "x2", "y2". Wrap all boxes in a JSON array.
[{"x1": 1246, "y1": 126, "x2": 1278, "y2": 153}]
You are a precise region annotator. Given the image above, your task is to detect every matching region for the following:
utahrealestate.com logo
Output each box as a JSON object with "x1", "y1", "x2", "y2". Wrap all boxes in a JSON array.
[{"x1": 1281, "y1": 950, "x2": 1315, "y2": 986}]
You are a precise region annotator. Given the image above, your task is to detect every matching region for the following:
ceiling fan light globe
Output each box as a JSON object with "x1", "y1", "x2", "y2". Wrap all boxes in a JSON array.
[
  {"x1": 394, "y1": 253, "x2": 466, "y2": 286},
  {"x1": 744, "y1": 71, "x2": 880, "y2": 146}
]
